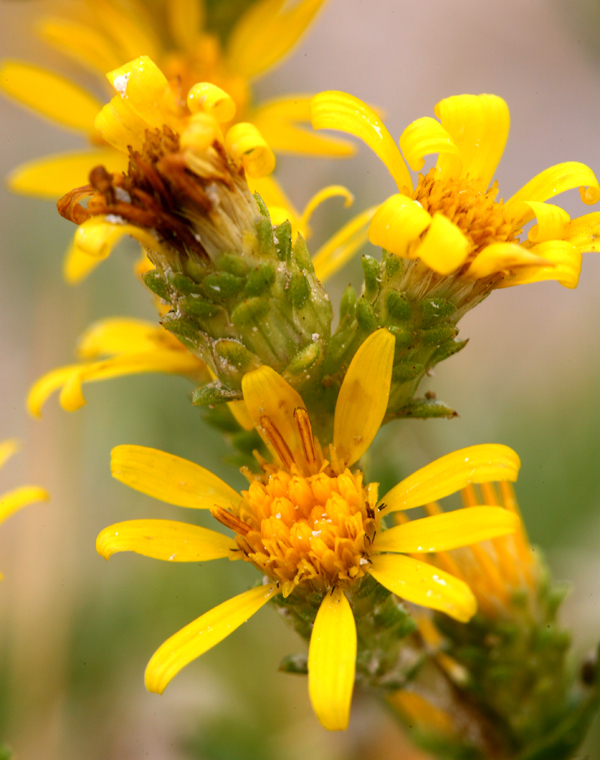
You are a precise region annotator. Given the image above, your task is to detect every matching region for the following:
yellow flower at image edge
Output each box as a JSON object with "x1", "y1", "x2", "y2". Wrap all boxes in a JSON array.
[
  {"x1": 311, "y1": 91, "x2": 600, "y2": 289},
  {"x1": 97, "y1": 329, "x2": 521, "y2": 730},
  {"x1": 0, "y1": 440, "x2": 49, "y2": 578}
]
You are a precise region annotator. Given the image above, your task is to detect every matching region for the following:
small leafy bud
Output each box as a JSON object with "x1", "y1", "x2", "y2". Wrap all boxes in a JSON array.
[
  {"x1": 385, "y1": 290, "x2": 412, "y2": 322},
  {"x1": 245, "y1": 262, "x2": 276, "y2": 296},
  {"x1": 288, "y1": 272, "x2": 310, "y2": 309},
  {"x1": 216, "y1": 253, "x2": 251, "y2": 277},
  {"x1": 362, "y1": 255, "x2": 381, "y2": 298},
  {"x1": 286, "y1": 342, "x2": 321, "y2": 374},
  {"x1": 274, "y1": 220, "x2": 292, "y2": 261},
  {"x1": 202, "y1": 271, "x2": 244, "y2": 301},
  {"x1": 142, "y1": 270, "x2": 171, "y2": 302},
  {"x1": 421, "y1": 296, "x2": 457, "y2": 325},
  {"x1": 215, "y1": 339, "x2": 258, "y2": 371},
  {"x1": 356, "y1": 297, "x2": 378, "y2": 333},
  {"x1": 192, "y1": 381, "x2": 241, "y2": 406},
  {"x1": 292, "y1": 234, "x2": 314, "y2": 272},
  {"x1": 231, "y1": 297, "x2": 270, "y2": 327},
  {"x1": 421, "y1": 324, "x2": 458, "y2": 346},
  {"x1": 339, "y1": 285, "x2": 357, "y2": 321}
]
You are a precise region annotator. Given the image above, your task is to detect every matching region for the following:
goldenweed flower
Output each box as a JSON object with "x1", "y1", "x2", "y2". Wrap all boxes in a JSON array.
[
  {"x1": 0, "y1": 0, "x2": 351, "y2": 201},
  {"x1": 97, "y1": 329, "x2": 521, "y2": 730},
  {"x1": 0, "y1": 440, "x2": 48, "y2": 578},
  {"x1": 311, "y1": 91, "x2": 600, "y2": 297}
]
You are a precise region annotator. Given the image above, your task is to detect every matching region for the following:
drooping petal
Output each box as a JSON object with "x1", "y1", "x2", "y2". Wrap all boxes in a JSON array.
[
  {"x1": 566, "y1": 212, "x2": 600, "y2": 252},
  {"x1": 380, "y1": 444, "x2": 520, "y2": 513},
  {"x1": 333, "y1": 329, "x2": 395, "y2": 467},
  {"x1": 96, "y1": 519, "x2": 236, "y2": 561},
  {"x1": 252, "y1": 95, "x2": 356, "y2": 157},
  {"x1": 168, "y1": 0, "x2": 205, "y2": 52},
  {"x1": 399, "y1": 116, "x2": 460, "y2": 172},
  {"x1": 76, "y1": 318, "x2": 168, "y2": 359},
  {"x1": 505, "y1": 162, "x2": 600, "y2": 227},
  {"x1": 37, "y1": 17, "x2": 123, "y2": 76},
  {"x1": 227, "y1": 0, "x2": 327, "y2": 80},
  {"x1": 372, "y1": 507, "x2": 519, "y2": 554},
  {"x1": 368, "y1": 553, "x2": 477, "y2": 622},
  {"x1": 145, "y1": 583, "x2": 279, "y2": 693},
  {"x1": 0, "y1": 439, "x2": 19, "y2": 470},
  {"x1": 497, "y1": 240, "x2": 581, "y2": 289},
  {"x1": 27, "y1": 364, "x2": 83, "y2": 418},
  {"x1": 300, "y1": 185, "x2": 354, "y2": 231},
  {"x1": 311, "y1": 91, "x2": 413, "y2": 194},
  {"x1": 312, "y1": 207, "x2": 376, "y2": 282},
  {"x1": 0, "y1": 60, "x2": 103, "y2": 134},
  {"x1": 224, "y1": 123, "x2": 276, "y2": 178},
  {"x1": 308, "y1": 588, "x2": 356, "y2": 731},
  {"x1": 0, "y1": 486, "x2": 49, "y2": 525},
  {"x1": 368, "y1": 194, "x2": 431, "y2": 256},
  {"x1": 465, "y1": 242, "x2": 549, "y2": 279},
  {"x1": 111, "y1": 445, "x2": 240, "y2": 510},
  {"x1": 187, "y1": 83, "x2": 236, "y2": 123},
  {"x1": 8, "y1": 148, "x2": 129, "y2": 200},
  {"x1": 507, "y1": 201, "x2": 571, "y2": 243},
  {"x1": 241, "y1": 366, "x2": 306, "y2": 466},
  {"x1": 434, "y1": 94, "x2": 510, "y2": 188},
  {"x1": 414, "y1": 213, "x2": 471, "y2": 274},
  {"x1": 63, "y1": 240, "x2": 104, "y2": 283}
]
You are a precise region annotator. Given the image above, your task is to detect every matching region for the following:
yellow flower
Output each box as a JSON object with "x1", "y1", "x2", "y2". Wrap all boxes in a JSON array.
[
  {"x1": 311, "y1": 91, "x2": 600, "y2": 289},
  {"x1": 0, "y1": 440, "x2": 49, "y2": 579},
  {"x1": 0, "y1": 0, "x2": 352, "y2": 201},
  {"x1": 27, "y1": 317, "x2": 210, "y2": 417},
  {"x1": 97, "y1": 328, "x2": 521, "y2": 730}
]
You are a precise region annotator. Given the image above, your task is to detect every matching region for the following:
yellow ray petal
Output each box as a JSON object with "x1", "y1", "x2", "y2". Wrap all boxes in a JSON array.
[
  {"x1": 224, "y1": 122, "x2": 276, "y2": 178},
  {"x1": 372, "y1": 507, "x2": 519, "y2": 554},
  {"x1": 0, "y1": 60, "x2": 103, "y2": 134},
  {"x1": 399, "y1": 116, "x2": 460, "y2": 172},
  {"x1": 308, "y1": 588, "x2": 356, "y2": 731},
  {"x1": 497, "y1": 240, "x2": 581, "y2": 289},
  {"x1": 27, "y1": 364, "x2": 83, "y2": 418},
  {"x1": 91, "y1": 0, "x2": 160, "y2": 64},
  {"x1": 312, "y1": 206, "x2": 376, "y2": 283},
  {"x1": 37, "y1": 18, "x2": 123, "y2": 76},
  {"x1": 227, "y1": 400, "x2": 255, "y2": 432},
  {"x1": 0, "y1": 486, "x2": 49, "y2": 525},
  {"x1": 333, "y1": 329, "x2": 395, "y2": 467},
  {"x1": 465, "y1": 242, "x2": 549, "y2": 280},
  {"x1": 368, "y1": 194, "x2": 431, "y2": 257},
  {"x1": 106, "y1": 56, "x2": 172, "y2": 131},
  {"x1": 241, "y1": 366, "x2": 306, "y2": 464},
  {"x1": 111, "y1": 445, "x2": 240, "y2": 510},
  {"x1": 506, "y1": 162, "x2": 600, "y2": 227},
  {"x1": 0, "y1": 439, "x2": 19, "y2": 470},
  {"x1": 64, "y1": 239, "x2": 104, "y2": 284},
  {"x1": 368, "y1": 553, "x2": 477, "y2": 622},
  {"x1": 380, "y1": 445, "x2": 520, "y2": 513},
  {"x1": 507, "y1": 201, "x2": 571, "y2": 244},
  {"x1": 96, "y1": 519, "x2": 236, "y2": 561},
  {"x1": 252, "y1": 95, "x2": 356, "y2": 157},
  {"x1": 300, "y1": 185, "x2": 354, "y2": 230},
  {"x1": 227, "y1": 0, "x2": 327, "y2": 79},
  {"x1": 434, "y1": 94, "x2": 509, "y2": 188},
  {"x1": 168, "y1": 0, "x2": 205, "y2": 52},
  {"x1": 187, "y1": 83, "x2": 236, "y2": 123},
  {"x1": 76, "y1": 318, "x2": 167, "y2": 359},
  {"x1": 311, "y1": 91, "x2": 413, "y2": 193},
  {"x1": 566, "y1": 212, "x2": 600, "y2": 252},
  {"x1": 145, "y1": 583, "x2": 279, "y2": 693},
  {"x1": 415, "y1": 213, "x2": 470, "y2": 274},
  {"x1": 94, "y1": 94, "x2": 149, "y2": 154},
  {"x1": 8, "y1": 148, "x2": 129, "y2": 200}
]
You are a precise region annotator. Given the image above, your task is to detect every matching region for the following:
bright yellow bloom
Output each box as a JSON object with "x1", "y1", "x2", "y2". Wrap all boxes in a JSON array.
[
  {"x1": 1, "y1": 0, "x2": 352, "y2": 201},
  {"x1": 311, "y1": 92, "x2": 600, "y2": 288},
  {"x1": 0, "y1": 440, "x2": 49, "y2": 578},
  {"x1": 97, "y1": 329, "x2": 521, "y2": 730},
  {"x1": 28, "y1": 317, "x2": 210, "y2": 417}
]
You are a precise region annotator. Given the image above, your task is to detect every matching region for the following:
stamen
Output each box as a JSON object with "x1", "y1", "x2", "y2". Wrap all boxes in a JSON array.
[
  {"x1": 294, "y1": 407, "x2": 317, "y2": 465},
  {"x1": 211, "y1": 506, "x2": 250, "y2": 535},
  {"x1": 260, "y1": 415, "x2": 295, "y2": 470}
]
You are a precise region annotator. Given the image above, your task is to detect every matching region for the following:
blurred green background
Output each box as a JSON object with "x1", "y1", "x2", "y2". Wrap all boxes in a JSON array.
[{"x1": 1, "y1": 0, "x2": 599, "y2": 757}]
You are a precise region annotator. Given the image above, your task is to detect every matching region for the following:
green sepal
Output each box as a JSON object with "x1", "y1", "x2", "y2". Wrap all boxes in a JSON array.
[
  {"x1": 430, "y1": 338, "x2": 469, "y2": 366},
  {"x1": 287, "y1": 271, "x2": 310, "y2": 309},
  {"x1": 274, "y1": 219, "x2": 292, "y2": 261},
  {"x1": 252, "y1": 192, "x2": 270, "y2": 219},
  {"x1": 169, "y1": 272, "x2": 204, "y2": 294},
  {"x1": 386, "y1": 289, "x2": 413, "y2": 322},
  {"x1": 362, "y1": 254, "x2": 381, "y2": 298},
  {"x1": 255, "y1": 216, "x2": 276, "y2": 257},
  {"x1": 202, "y1": 271, "x2": 244, "y2": 301},
  {"x1": 192, "y1": 381, "x2": 241, "y2": 406},
  {"x1": 421, "y1": 296, "x2": 457, "y2": 325},
  {"x1": 285, "y1": 342, "x2": 321, "y2": 375},
  {"x1": 394, "y1": 396, "x2": 458, "y2": 419},
  {"x1": 180, "y1": 294, "x2": 222, "y2": 319},
  {"x1": 245, "y1": 261, "x2": 276, "y2": 296},
  {"x1": 279, "y1": 653, "x2": 308, "y2": 675},
  {"x1": 142, "y1": 270, "x2": 171, "y2": 302},
  {"x1": 356, "y1": 297, "x2": 378, "y2": 333},
  {"x1": 387, "y1": 325, "x2": 415, "y2": 350},
  {"x1": 231, "y1": 297, "x2": 270, "y2": 327},
  {"x1": 392, "y1": 362, "x2": 424, "y2": 382},
  {"x1": 214, "y1": 339, "x2": 258, "y2": 372},
  {"x1": 421, "y1": 324, "x2": 458, "y2": 346},
  {"x1": 339, "y1": 285, "x2": 357, "y2": 321},
  {"x1": 292, "y1": 234, "x2": 314, "y2": 272},
  {"x1": 216, "y1": 253, "x2": 251, "y2": 277}
]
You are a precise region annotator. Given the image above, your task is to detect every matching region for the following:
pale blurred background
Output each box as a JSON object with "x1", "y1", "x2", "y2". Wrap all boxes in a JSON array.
[{"x1": 1, "y1": 0, "x2": 600, "y2": 758}]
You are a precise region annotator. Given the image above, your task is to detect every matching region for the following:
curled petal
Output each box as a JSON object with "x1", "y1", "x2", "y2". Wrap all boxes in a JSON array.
[
  {"x1": 0, "y1": 486, "x2": 49, "y2": 525},
  {"x1": 334, "y1": 329, "x2": 395, "y2": 467},
  {"x1": 0, "y1": 60, "x2": 102, "y2": 134},
  {"x1": 434, "y1": 94, "x2": 509, "y2": 188},
  {"x1": 465, "y1": 242, "x2": 549, "y2": 279},
  {"x1": 96, "y1": 519, "x2": 236, "y2": 561},
  {"x1": 111, "y1": 445, "x2": 240, "y2": 510},
  {"x1": 380, "y1": 444, "x2": 520, "y2": 513},
  {"x1": 225, "y1": 122, "x2": 276, "y2": 178},
  {"x1": 227, "y1": 0, "x2": 328, "y2": 79},
  {"x1": 497, "y1": 240, "x2": 581, "y2": 289},
  {"x1": 506, "y1": 162, "x2": 600, "y2": 227},
  {"x1": 311, "y1": 91, "x2": 413, "y2": 193},
  {"x1": 368, "y1": 194, "x2": 431, "y2": 257},
  {"x1": 368, "y1": 554, "x2": 477, "y2": 622},
  {"x1": 508, "y1": 201, "x2": 571, "y2": 243},
  {"x1": 372, "y1": 507, "x2": 519, "y2": 554},
  {"x1": 94, "y1": 94, "x2": 149, "y2": 153},
  {"x1": 187, "y1": 83, "x2": 236, "y2": 123},
  {"x1": 308, "y1": 589, "x2": 356, "y2": 731},
  {"x1": 300, "y1": 185, "x2": 354, "y2": 230},
  {"x1": 312, "y1": 206, "x2": 376, "y2": 282},
  {"x1": 565, "y1": 212, "x2": 600, "y2": 252},
  {"x1": 415, "y1": 213, "x2": 471, "y2": 274},
  {"x1": 399, "y1": 117, "x2": 460, "y2": 172},
  {"x1": 106, "y1": 56, "x2": 170, "y2": 130},
  {"x1": 145, "y1": 584, "x2": 279, "y2": 694}
]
